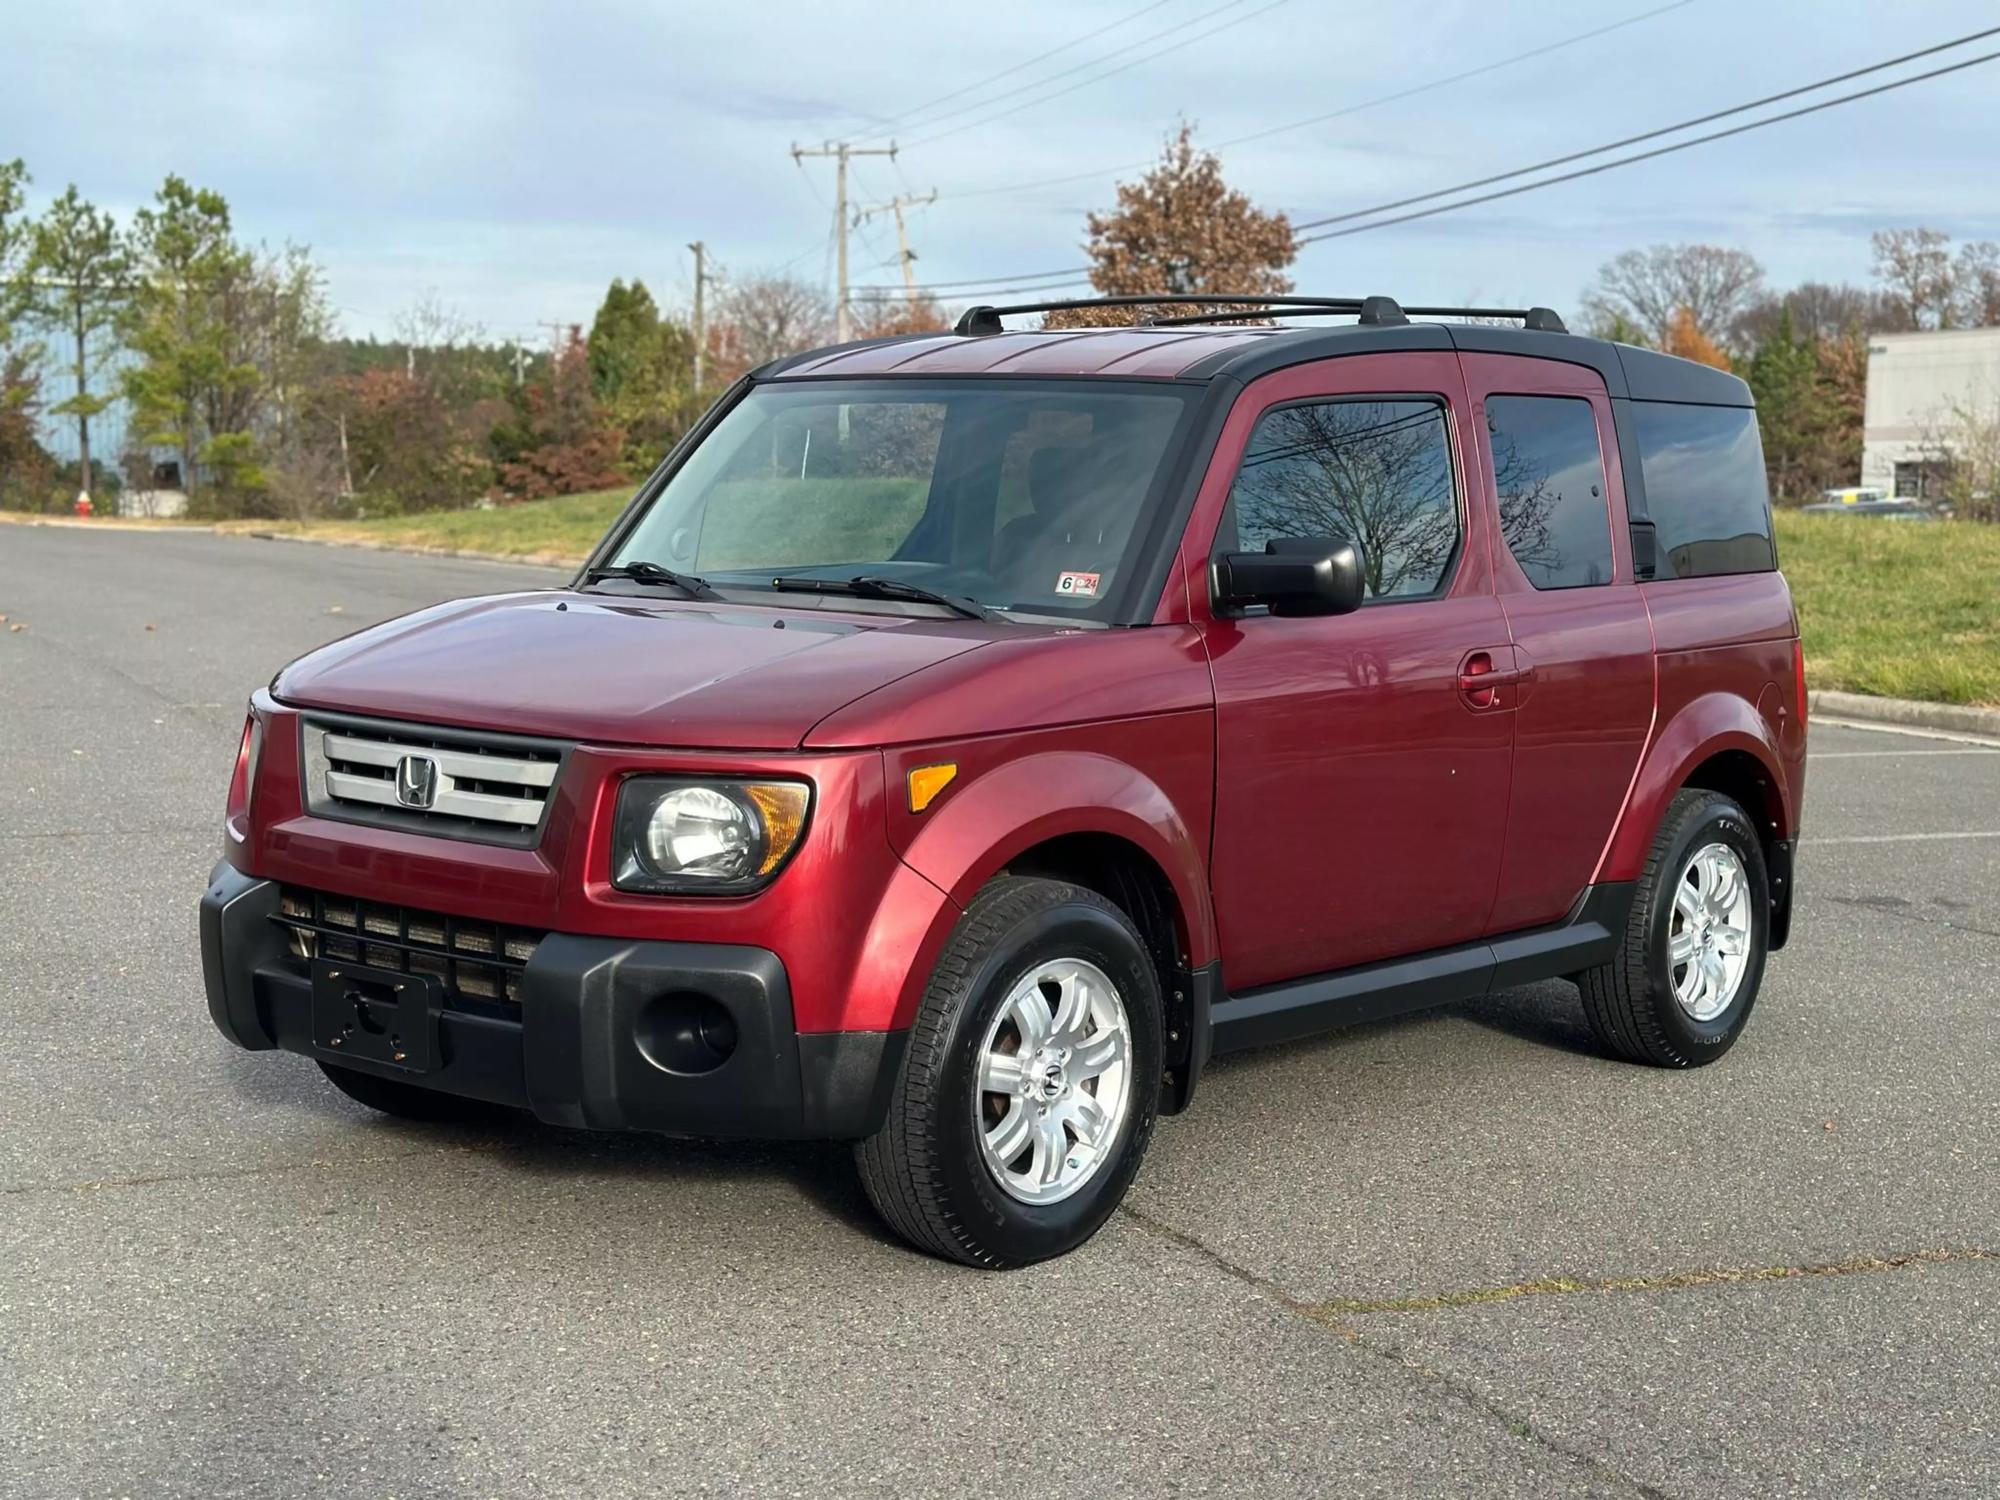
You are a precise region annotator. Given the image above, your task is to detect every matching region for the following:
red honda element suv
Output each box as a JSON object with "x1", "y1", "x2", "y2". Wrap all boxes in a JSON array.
[{"x1": 202, "y1": 293, "x2": 1806, "y2": 1267}]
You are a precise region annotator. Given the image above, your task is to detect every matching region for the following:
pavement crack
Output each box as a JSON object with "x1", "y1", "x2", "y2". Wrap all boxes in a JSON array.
[
  {"x1": 1303, "y1": 1248, "x2": 1994, "y2": 1316},
  {"x1": 1820, "y1": 894, "x2": 2000, "y2": 942},
  {"x1": 3, "y1": 1142, "x2": 496, "y2": 1198},
  {"x1": 1119, "y1": 1204, "x2": 1672, "y2": 1498}
]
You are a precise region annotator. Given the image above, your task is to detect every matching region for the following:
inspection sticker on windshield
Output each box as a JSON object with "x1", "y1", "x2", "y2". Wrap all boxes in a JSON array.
[{"x1": 1055, "y1": 570, "x2": 1101, "y2": 597}]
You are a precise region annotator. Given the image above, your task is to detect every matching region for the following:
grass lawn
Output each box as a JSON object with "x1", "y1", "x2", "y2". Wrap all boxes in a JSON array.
[
  {"x1": 228, "y1": 487, "x2": 638, "y2": 563},
  {"x1": 1776, "y1": 511, "x2": 2000, "y2": 707}
]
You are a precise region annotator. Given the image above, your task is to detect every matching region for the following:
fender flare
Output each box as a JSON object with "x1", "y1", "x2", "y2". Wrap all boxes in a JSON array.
[
  {"x1": 1602, "y1": 691, "x2": 1790, "y2": 883},
  {"x1": 864, "y1": 750, "x2": 1216, "y2": 1033}
]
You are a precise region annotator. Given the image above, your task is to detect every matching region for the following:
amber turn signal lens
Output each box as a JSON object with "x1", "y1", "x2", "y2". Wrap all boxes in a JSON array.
[
  {"x1": 907, "y1": 763, "x2": 957, "y2": 813},
  {"x1": 744, "y1": 782, "x2": 811, "y2": 874}
]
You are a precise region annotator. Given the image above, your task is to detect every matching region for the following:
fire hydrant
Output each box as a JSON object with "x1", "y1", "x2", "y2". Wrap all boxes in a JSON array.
[{"x1": 74, "y1": 492, "x2": 93, "y2": 518}]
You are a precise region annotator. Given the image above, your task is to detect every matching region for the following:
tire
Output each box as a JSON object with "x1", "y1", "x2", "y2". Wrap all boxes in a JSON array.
[
  {"x1": 1578, "y1": 788, "x2": 1770, "y2": 1068},
  {"x1": 855, "y1": 876, "x2": 1164, "y2": 1268},
  {"x1": 317, "y1": 1060, "x2": 497, "y2": 1122}
]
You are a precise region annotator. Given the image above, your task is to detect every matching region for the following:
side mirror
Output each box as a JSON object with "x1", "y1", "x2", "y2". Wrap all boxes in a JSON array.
[{"x1": 1212, "y1": 536, "x2": 1365, "y2": 617}]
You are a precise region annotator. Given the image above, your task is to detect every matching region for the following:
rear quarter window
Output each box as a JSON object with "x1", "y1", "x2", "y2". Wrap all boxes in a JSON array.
[{"x1": 1630, "y1": 403, "x2": 1776, "y2": 578}]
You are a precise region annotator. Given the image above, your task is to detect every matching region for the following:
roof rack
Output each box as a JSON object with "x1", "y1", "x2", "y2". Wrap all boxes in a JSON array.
[{"x1": 953, "y1": 294, "x2": 1567, "y2": 336}]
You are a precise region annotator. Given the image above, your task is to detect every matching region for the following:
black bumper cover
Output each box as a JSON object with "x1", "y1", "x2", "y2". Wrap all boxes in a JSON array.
[{"x1": 199, "y1": 864, "x2": 904, "y2": 1140}]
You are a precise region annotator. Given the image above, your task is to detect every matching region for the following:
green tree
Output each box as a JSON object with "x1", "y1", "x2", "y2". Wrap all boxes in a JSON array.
[
  {"x1": 587, "y1": 278, "x2": 662, "y2": 400},
  {"x1": 1746, "y1": 308, "x2": 1821, "y2": 503},
  {"x1": 25, "y1": 186, "x2": 130, "y2": 505},
  {"x1": 0, "y1": 159, "x2": 30, "y2": 345},
  {"x1": 121, "y1": 176, "x2": 246, "y2": 502}
]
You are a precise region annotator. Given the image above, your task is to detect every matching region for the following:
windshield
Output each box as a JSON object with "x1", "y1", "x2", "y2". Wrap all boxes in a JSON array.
[{"x1": 608, "y1": 379, "x2": 1196, "y2": 620}]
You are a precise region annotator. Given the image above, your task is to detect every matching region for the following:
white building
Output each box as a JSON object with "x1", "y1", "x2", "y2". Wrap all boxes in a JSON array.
[{"x1": 1861, "y1": 327, "x2": 2000, "y2": 499}]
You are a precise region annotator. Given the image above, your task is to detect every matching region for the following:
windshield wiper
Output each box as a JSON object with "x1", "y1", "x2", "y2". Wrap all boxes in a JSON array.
[
  {"x1": 765, "y1": 575, "x2": 1000, "y2": 621},
  {"x1": 580, "y1": 560, "x2": 721, "y2": 600}
]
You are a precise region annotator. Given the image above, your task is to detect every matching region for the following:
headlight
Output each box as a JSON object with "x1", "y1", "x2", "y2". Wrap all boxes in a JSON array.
[{"x1": 612, "y1": 777, "x2": 811, "y2": 894}]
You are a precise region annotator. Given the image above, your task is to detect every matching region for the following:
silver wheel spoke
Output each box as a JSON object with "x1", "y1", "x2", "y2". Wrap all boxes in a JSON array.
[
  {"x1": 1006, "y1": 986, "x2": 1052, "y2": 1051},
  {"x1": 981, "y1": 1052, "x2": 1026, "y2": 1097},
  {"x1": 1673, "y1": 881, "x2": 1703, "y2": 928},
  {"x1": 986, "y1": 1102, "x2": 1032, "y2": 1165},
  {"x1": 1049, "y1": 969, "x2": 1088, "y2": 1044},
  {"x1": 1062, "y1": 1090, "x2": 1112, "y2": 1148},
  {"x1": 1714, "y1": 923, "x2": 1749, "y2": 956},
  {"x1": 1070, "y1": 1027, "x2": 1126, "y2": 1080},
  {"x1": 1031, "y1": 1111, "x2": 1068, "y2": 1187},
  {"x1": 1669, "y1": 927, "x2": 1699, "y2": 965}
]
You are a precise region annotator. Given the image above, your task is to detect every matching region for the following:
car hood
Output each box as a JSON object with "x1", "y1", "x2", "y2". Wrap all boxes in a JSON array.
[{"x1": 272, "y1": 591, "x2": 996, "y2": 748}]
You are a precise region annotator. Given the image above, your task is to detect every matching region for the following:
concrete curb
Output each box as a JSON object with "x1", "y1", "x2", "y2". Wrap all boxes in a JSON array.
[
  {"x1": 239, "y1": 529, "x2": 578, "y2": 571},
  {"x1": 1811, "y1": 689, "x2": 2000, "y2": 739}
]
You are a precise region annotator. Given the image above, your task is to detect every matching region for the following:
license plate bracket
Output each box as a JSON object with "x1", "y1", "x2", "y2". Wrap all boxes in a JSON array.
[{"x1": 311, "y1": 960, "x2": 441, "y2": 1073}]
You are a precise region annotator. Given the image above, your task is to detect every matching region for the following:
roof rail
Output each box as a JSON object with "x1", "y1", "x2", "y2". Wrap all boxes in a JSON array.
[{"x1": 954, "y1": 294, "x2": 1566, "y2": 336}]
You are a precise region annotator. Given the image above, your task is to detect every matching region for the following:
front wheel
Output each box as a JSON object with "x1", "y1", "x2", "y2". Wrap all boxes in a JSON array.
[
  {"x1": 1578, "y1": 788, "x2": 1770, "y2": 1067},
  {"x1": 855, "y1": 876, "x2": 1163, "y2": 1268}
]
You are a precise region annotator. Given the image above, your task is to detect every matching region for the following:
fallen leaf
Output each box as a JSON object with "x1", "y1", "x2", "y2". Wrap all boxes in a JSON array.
[
  {"x1": 144, "y1": 623, "x2": 157, "y2": 632},
  {"x1": 326, "y1": 605, "x2": 345, "y2": 615},
  {"x1": 7, "y1": 623, "x2": 22, "y2": 632},
  {"x1": 1822, "y1": 1120, "x2": 1837, "y2": 1131}
]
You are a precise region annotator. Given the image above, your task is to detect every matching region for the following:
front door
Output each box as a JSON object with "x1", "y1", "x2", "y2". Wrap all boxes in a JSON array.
[
  {"x1": 1458, "y1": 353, "x2": 1656, "y2": 934},
  {"x1": 1199, "y1": 353, "x2": 1515, "y2": 991}
]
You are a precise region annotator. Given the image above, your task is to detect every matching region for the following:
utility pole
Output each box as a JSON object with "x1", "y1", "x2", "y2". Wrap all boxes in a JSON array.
[
  {"x1": 686, "y1": 240, "x2": 711, "y2": 393},
  {"x1": 856, "y1": 190, "x2": 937, "y2": 311},
  {"x1": 790, "y1": 140, "x2": 899, "y2": 342}
]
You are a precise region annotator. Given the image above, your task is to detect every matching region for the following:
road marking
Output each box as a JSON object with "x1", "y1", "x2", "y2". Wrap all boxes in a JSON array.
[
  {"x1": 1811, "y1": 831, "x2": 2000, "y2": 845},
  {"x1": 1811, "y1": 749, "x2": 2000, "y2": 759},
  {"x1": 1812, "y1": 715, "x2": 2000, "y2": 749}
]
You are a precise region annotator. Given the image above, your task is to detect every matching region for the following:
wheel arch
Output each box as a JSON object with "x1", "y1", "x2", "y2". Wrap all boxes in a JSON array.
[
  {"x1": 1603, "y1": 694, "x2": 1795, "y2": 948},
  {"x1": 888, "y1": 751, "x2": 1219, "y2": 1112}
]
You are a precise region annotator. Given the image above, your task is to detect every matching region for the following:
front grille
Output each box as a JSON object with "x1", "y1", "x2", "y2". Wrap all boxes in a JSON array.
[
  {"x1": 273, "y1": 885, "x2": 543, "y2": 1011},
  {"x1": 300, "y1": 715, "x2": 567, "y2": 847}
]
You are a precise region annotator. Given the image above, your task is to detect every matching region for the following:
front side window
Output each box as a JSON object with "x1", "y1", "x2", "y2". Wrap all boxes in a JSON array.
[
  {"x1": 609, "y1": 380, "x2": 1195, "y2": 619},
  {"x1": 1223, "y1": 398, "x2": 1459, "y2": 600}
]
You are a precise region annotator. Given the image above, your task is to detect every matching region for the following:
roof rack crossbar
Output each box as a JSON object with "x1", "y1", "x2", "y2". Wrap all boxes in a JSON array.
[
  {"x1": 955, "y1": 293, "x2": 1382, "y2": 336},
  {"x1": 955, "y1": 295, "x2": 1566, "y2": 336}
]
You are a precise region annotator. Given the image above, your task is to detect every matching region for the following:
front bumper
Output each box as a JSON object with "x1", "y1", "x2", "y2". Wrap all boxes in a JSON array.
[{"x1": 199, "y1": 864, "x2": 905, "y2": 1139}]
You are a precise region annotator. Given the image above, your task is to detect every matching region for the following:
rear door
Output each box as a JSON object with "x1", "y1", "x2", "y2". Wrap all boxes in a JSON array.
[
  {"x1": 1197, "y1": 352, "x2": 1516, "y2": 990},
  {"x1": 1458, "y1": 353, "x2": 1656, "y2": 934}
]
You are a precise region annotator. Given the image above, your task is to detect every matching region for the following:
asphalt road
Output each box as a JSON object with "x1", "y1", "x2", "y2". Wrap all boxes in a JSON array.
[{"x1": 2, "y1": 523, "x2": 1995, "y2": 1499}]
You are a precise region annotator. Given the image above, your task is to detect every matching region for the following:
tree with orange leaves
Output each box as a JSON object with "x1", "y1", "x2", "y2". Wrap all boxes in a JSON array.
[
  {"x1": 1663, "y1": 306, "x2": 1731, "y2": 370},
  {"x1": 1046, "y1": 124, "x2": 1295, "y2": 328}
]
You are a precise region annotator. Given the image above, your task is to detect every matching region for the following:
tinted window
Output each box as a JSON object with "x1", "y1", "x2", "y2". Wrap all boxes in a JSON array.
[
  {"x1": 1630, "y1": 402, "x2": 1776, "y2": 577},
  {"x1": 612, "y1": 380, "x2": 1193, "y2": 617},
  {"x1": 1224, "y1": 399, "x2": 1457, "y2": 599},
  {"x1": 1486, "y1": 395, "x2": 1613, "y2": 589}
]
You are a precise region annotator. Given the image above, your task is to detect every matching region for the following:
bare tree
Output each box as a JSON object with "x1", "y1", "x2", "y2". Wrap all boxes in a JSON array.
[
  {"x1": 1871, "y1": 227, "x2": 1956, "y2": 330},
  {"x1": 1916, "y1": 385, "x2": 2000, "y2": 523},
  {"x1": 1580, "y1": 245, "x2": 1765, "y2": 348},
  {"x1": 715, "y1": 272, "x2": 832, "y2": 373},
  {"x1": 1733, "y1": 282, "x2": 1901, "y2": 346},
  {"x1": 1953, "y1": 240, "x2": 2000, "y2": 328}
]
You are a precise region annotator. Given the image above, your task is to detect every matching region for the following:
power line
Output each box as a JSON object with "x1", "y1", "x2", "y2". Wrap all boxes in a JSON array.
[
  {"x1": 931, "y1": 0, "x2": 1695, "y2": 203},
  {"x1": 851, "y1": 0, "x2": 1179, "y2": 142},
  {"x1": 904, "y1": 0, "x2": 1292, "y2": 151},
  {"x1": 853, "y1": 265, "x2": 1088, "y2": 293},
  {"x1": 1292, "y1": 22, "x2": 2000, "y2": 233},
  {"x1": 1296, "y1": 43, "x2": 2000, "y2": 245}
]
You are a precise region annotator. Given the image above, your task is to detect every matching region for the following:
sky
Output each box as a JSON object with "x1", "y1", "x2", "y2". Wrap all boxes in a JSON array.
[{"x1": 5, "y1": 0, "x2": 2000, "y2": 347}]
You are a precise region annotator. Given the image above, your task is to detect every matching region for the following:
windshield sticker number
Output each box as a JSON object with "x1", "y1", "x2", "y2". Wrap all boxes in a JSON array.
[{"x1": 1055, "y1": 571, "x2": 1101, "y2": 597}]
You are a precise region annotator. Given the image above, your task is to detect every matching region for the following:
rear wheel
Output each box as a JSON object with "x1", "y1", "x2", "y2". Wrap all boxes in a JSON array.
[
  {"x1": 855, "y1": 876, "x2": 1163, "y2": 1268},
  {"x1": 1578, "y1": 789, "x2": 1770, "y2": 1067},
  {"x1": 317, "y1": 1060, "x2": 497, "y2": 1122}
]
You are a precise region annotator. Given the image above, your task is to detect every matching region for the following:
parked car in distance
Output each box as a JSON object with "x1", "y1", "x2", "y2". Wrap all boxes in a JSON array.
[
  {"x1": 1818, "y1": 485, "x2": 1890, "y2": 505},
  {"x1": 202, "y1": 293, "x2": 1808, "y2": 1267},
  {"x1": 1798, "y1": 499, "x2": 1939, "y2": 520}
]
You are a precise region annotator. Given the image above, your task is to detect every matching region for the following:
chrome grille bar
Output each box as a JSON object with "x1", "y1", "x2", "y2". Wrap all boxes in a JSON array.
[{"x1": 301, "y1": 715, "x2": 569, "y2": 847}]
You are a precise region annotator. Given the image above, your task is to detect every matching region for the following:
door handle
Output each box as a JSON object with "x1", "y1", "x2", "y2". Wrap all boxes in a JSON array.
[{"x1": 1458, "y1": 649, "x2": 1529, "y2": 708}]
